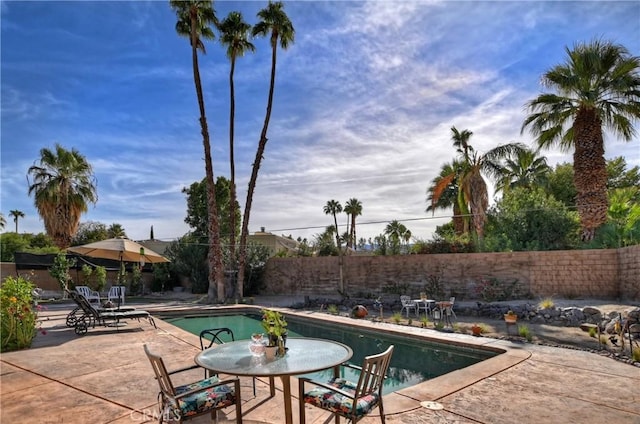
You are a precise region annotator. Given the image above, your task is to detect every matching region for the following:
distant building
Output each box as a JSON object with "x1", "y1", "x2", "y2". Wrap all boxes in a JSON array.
[{"x1": 248, "y1": 228, "x2": 300, "y2": 257}]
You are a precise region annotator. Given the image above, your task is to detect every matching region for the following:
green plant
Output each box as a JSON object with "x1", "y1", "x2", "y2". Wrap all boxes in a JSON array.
[
  {"x1": 81, "y1": 264, "x2": 93, "y2": 286},
  {"x1": 391, "y1": 312, "x2": 403, "y2": 324},
  {"x1": 420, "y1": 316, "x2": 429, "y2": 328},
  {"x1": 327, "y1": 304, "x2": 339, "y2": 315},
  {"x1": 261, "y1": 309, "x2": 287, "y2": 345},
  {"x1": 452, "y1": 323, "x2": 461, "y2": 332},
  {"x1": 407, "y1": 318, "x2": 413, "y2": 326},
  {"x1": 423, "y1": 273, "x2": 445, "y2": 300},
  {"x1": 538, "y1": 298, "x2": 555, "y2": 309},
  {"x1": 49, "y1": 253, "x2": 76, "y2": 294},
  {"x1": 129, "y1": 266, "x2": 142, "y2": 295},
  {"x1": 588, "y1": 327, "x2": 598, "y2": 338},
  {"x1": 518, "y1": 324, "x2": 532, "y2": 342},
  {"x1": 599, "y1": 335, "x2": 608, "y2": 346},
  {"x1": 94, "y1": 266, "x2": 107, "y2": 292},
  {"x1": 632, "y1": 346, "x2": 640, "y2": 362},
  {"x1": 434, "y1": 322, "x2": 445, "y2": 330},
  {"x1": 1, "y1": 276, "x2": 42, "y2": 351}
]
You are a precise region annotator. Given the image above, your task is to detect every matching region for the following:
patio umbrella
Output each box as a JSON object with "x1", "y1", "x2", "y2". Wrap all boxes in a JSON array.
[{"x1": 67, "y1": 237, "x2": 169, "y2": 264}]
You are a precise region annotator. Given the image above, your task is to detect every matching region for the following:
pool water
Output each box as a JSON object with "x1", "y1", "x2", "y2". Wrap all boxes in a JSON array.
[{"x1": 165, "y1": 313, "x2": 497, "y2": 394}]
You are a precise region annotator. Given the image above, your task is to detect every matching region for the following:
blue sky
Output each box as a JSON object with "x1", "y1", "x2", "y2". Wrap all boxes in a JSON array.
[{"x1": 1, "y1": 1, "x2": 639, "y2": 243}]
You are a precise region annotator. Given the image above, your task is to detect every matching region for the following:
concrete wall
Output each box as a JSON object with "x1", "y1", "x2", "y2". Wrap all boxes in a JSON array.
[{"x1": 262, "y1": 246, "x2": 640, "y2": 300}]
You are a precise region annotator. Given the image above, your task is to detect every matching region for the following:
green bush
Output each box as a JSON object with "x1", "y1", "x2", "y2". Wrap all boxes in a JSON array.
[{"x1": 1, "y1": 276, "x2": 42, "y2": 351}]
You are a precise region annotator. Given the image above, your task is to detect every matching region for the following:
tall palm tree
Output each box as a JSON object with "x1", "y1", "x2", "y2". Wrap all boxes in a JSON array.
[
  {"x1": 170, "y1": 0, "x2": 225, "y2": 302},
  {"x1": 430, "y1": 127, "x2": 525, "y2": 240},
  {"x1": 323, "y1": 200, "x2": 343, "y2": 250},
  {"x1": 237, "y1": 1, "x2": 294, "y2": 299},
  {"x1": 27, "y1": 143, "x2": 97, "y2": 248},
  {"x1": 343, "y1": 198, "x2": 362, "y2": 249},
  {"x1": 218, "y1": 11, "x2": 255, "y2": 276},
  {"x1": 495, "y1": 147, "x2": 550, "y2": 194},
  {"x1": 9, "y1": 210, "x2": 24, "y2": 233},
  {"x1": 107, "y1": 223, "x2": 126, "y2": 238},
  {"x1": 384, "y1": 220, "x2": 411, "y2": 254},
  {"x1": 522, "y1": 39, "x2": 640, "y2": 241},
  {"x1": 0, "y1": 213, "x2": 6, "y2": 231},
  {"x1": 324, "y1": 199, "x2": 344, "y2": 290}
]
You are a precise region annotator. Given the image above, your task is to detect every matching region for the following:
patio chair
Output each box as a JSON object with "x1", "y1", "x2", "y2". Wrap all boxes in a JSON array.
[
  {"x1": 448, "y1": 296, "x2": 457, "y2": 319},
  {"x1": 299, "y1": 345, "x2": 394, "y2": 424},
  {"x1": 400, "y1": 295, "x2": 417, "y2": 317},
  {"x1": 143, "y1": 344, "x2": 242, "y2": 424},
  {"x1": 108, "y1": 285, "x2": 126, "y2": 305},
  {"x1": 75, "y1": 286, "x2": 101, "y2": 306},
  {"x1": 66, "y1": 289, "x2": 156, "y2": 335}
]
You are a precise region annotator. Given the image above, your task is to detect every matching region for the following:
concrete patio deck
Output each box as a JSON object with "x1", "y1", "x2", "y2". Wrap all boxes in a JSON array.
[{"x1": 1, "y1": 300, "x2": 639, "y2": 424}]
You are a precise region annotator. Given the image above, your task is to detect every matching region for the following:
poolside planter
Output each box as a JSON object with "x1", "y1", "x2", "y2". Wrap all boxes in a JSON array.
[{"x1": 504, "y1": 313, "x2": 517, "y2": 323}]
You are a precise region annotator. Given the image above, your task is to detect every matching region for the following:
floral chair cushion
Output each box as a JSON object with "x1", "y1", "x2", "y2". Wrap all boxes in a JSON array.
[
  {"x1": 166, "y1": 376, "x2": 237, "y2": 418},
  {"x1": 302, "y1": 377, "x2": 380, "y2": 418}
]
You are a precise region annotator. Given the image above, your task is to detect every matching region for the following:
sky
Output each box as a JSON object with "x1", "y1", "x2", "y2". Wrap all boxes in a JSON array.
[{"x1": 1, "y1": 0, "x2": 639, "y2": 245}]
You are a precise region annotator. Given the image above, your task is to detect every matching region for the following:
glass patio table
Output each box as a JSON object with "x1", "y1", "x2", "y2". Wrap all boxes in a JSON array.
[{"x1": 195, "y1": 337, "x2": 353, "y2": 424}]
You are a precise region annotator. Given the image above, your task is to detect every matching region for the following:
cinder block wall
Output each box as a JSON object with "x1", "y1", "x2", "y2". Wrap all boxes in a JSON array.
[
  {"x1": 263, "y1": 247, "x2": 638, "y2": 300},
  {"x1": 618, "y1": 244, "x2": 640, "y2": 300}
]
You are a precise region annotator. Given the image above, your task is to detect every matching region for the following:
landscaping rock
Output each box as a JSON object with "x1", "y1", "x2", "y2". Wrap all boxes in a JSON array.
[{"x1": 580, "y1": 323, "x2": 598, "y2": 332}]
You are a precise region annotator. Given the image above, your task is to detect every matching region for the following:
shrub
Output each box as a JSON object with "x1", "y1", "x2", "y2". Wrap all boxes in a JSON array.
[
  {"x1": 94, "y1": 266, "x2": 107, "y2": 292},
  {"x1": 518, "y1": 324, "x2": 533, "y2": 342},
  {"x1": 538, "y1": 298, "x2": 555, "y2": 309},
  {"x1": 327, "y1": 304, "x2": 339, "y2": 315},
  {"x1": 391, "y1": 312, "x2": 403, "y2": 324},
  {"x1": 633, "y1": 347, "x2": 640, "y2": 362},
  {"x1": 1, "y1": 276, "x2": 42, "y2": 351},
  {"x1": 588, "y1": 327, "x2": 597, "y2": 338}
]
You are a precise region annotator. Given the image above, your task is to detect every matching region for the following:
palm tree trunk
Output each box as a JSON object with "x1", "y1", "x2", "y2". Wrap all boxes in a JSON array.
[
  {"x1": 573, "y1": 107, "x2": 608, "y2": 241},
  {"x1": 190, "y1": 19, "x2": 224, "y2": 303},
  {"x1": 237, "y1": 37, "x2": 279, "y2": 299},
  {"x1": 229, "y1": 55, "x2": 237, "y2": 286},
  {"x1": 333, "y1": 212, "x2": 344, "y2": 292}
]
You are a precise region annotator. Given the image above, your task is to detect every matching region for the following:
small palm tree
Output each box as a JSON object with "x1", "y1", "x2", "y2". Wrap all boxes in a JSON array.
[
  {"x1": 9, "y1": 210, "x2": 25, "y2": 233},
  {"x1": 107, "y1": 223, "x2": 126, "y2": 238},
  {"x1": 343, "y1": 198, "x2": 363, "y2": 249},
  {"x1": 522, "y1": 39, "x2": 640, "y2": 241},
  {"x1": 218, "y1": 10, "x2": 255, "y2": 274},
  {"x1": 0, "y1": 213, "x2": 6, "y2": 231},
  {"x1": 237, "y1": 1, "x2": 294, "y2": 299},
  {"x1": 27, "y1": 144, "x2": 97, "y2": 248},
  {"x1": 170, "y1": 0, "x2": 225, "y2": 302},
  {"x1": 495, "y1": 147, "x2": 550, "y2": 194},
  {"x1": 385, "y1": 220, "x2": 411, "y2": 254},
  {"x1": 324, "y1": 200, "x2": 343, "y2": 250}
]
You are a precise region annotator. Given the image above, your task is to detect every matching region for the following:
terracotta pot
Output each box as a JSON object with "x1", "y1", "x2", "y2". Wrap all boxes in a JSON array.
[
  {"x1": 504, "y1": 314, "x2": 517, "y2": 323},
  {"x1": 471, "y1": 325, "x2": 482, "y2": 336}
]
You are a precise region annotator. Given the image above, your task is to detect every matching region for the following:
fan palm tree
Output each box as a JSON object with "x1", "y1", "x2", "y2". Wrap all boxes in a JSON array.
[
  {"x1": 9, "y1": 210, "x2": 25, "y2": 233},
  {"x1": 430, "y1": 127, "x2": 525, "y2": 240},
  {"x1": 107, "y1": 223, "x2": 126, "y2": 238},
  {"x1": 427, "y1": 160, "x2": 467, "y2": 235},
  {"x1": 522, "y1": 39, "x2": 640, "y2": 241},
  {"x1": 323, "y1": 200, "x2": 343, "y2": 251},
  {"x1": 495, "y1": 147, "x2": 550, "y2": 194},
  {"x1": 218, "y1": 11, "x2": 255, "y2": 274},
  {"x1": 384, "y1": 220, "x2": 411, "y2": 254},
  {"x1": 27, "y1": 143, "x2": 97, "y2": 248},
  {"x1": 237, "y1": 1, "x2": 294, "y2": 299},
  {"x1": 170, "y1": 0, "x2": 225, "y2": 302},
  {"x1": 343, "y1": 198, "x2": 362, "y2": 249}
]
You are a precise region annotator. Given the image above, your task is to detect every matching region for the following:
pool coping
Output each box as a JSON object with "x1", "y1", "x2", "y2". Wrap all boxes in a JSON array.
[{"x1": 155, "y1": 304, "x2": 531, "y2": 409}]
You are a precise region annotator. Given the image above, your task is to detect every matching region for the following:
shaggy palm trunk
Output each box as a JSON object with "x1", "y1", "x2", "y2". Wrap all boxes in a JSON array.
[
  {"x1": 573, "y1": 107, "x2": 608, "y2": 241},
  {"x1": 453, "y1": 203, "x2": 465, "y2": 236},
  {"x1": 189, "y1": 16, "x2": 224, "y2": 302},
  {"x1": 468, "y1": 171, "x2": 488, "y2": 240}
]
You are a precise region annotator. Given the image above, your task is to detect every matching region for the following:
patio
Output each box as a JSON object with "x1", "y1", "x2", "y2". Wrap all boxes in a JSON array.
[{"x1": 1, "y1": 300, "x2": 639, "y2": 423}]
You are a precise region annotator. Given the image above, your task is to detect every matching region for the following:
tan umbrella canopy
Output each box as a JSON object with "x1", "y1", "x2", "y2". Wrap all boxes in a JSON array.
[{"x1": 67, "y1": 237, "x2": 169, "y2": 264}]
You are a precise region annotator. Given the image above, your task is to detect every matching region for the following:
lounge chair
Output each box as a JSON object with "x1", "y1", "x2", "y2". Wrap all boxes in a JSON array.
[
  {"x1": 66, "y1": 290, "x2": 156, "y2": 335},
  {"x1": 299, "y1": 345, "x2": 394, "y2": 423}
]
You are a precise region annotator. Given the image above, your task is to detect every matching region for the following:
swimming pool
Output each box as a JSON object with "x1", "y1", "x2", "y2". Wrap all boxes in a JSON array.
[{"x1": 164, "y1": 312, "x2": 498, "y2": 394}]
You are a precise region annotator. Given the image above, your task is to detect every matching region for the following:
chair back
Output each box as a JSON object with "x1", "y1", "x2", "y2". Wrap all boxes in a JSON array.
[
  {"x1": 108, "y1": 286, "x2": 126, "y2": 303},
  {"x1": 400, "y1": 295, "x2": 414, "y2": 306},
  {"x1": 143, "y1": 344, "x2": 177, "y2": 398},
  {"x1": 449, "y1": 296, "x2": 455, "y2": 305},
  {"x1": 199, "y1": 328, "x2": 235, "y2": 350},
  {"x1": 353, "y1": 345, "x2": 394, "y2": 400},
  {"x1": 75, "y1": 286, "x2": 91, "y2": 298}
]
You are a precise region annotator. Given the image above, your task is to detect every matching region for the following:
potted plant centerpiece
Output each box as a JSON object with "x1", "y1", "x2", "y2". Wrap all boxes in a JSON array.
[{"x1": 262, "y1": 309, "x2": 288, "y2": 356}]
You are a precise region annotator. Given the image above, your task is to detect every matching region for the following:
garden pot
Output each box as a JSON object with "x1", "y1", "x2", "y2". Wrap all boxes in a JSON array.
[
  {"x1": 265, "y1": 346, "x2": 277, "y2": 360},
  {"x1": 504, "y1": 314, "x2": 517, "y2": 323},
  {"x1": 471, "y1": 325, "x2": 482, "y2": 336}
]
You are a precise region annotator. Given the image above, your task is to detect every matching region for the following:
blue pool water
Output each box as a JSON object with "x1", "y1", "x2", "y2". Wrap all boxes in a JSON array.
[{"x1": 165, "y1": 313, "x2": 497, "y2": 394}]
